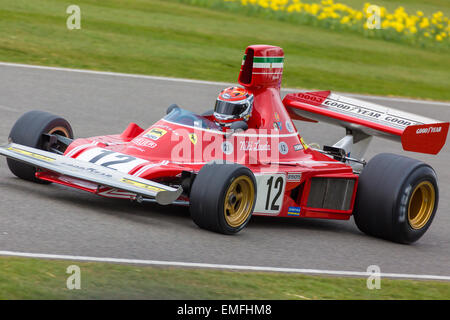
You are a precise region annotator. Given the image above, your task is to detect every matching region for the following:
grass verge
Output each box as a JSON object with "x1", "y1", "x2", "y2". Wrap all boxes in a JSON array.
[
  {"x1": 0, "y1": 256, "x2": 449, "y2": 299},
  {"x1": 0, "y1": 0, "x2": 449, "y2": 101}
]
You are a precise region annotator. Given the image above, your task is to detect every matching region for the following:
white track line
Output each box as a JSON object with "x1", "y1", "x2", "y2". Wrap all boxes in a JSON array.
[
  {"x1": 1, "y1": 61, "x2": 449, "y2": 106},
  {"x1": 0, "y1": 62, "x2": 233, "y2": 87},
  {"x1": 1, "y1": 250, "x2": 449, "y2": 281},
  {"x1": 0, "y1": 104, "x2": 19, "y2": 112}
]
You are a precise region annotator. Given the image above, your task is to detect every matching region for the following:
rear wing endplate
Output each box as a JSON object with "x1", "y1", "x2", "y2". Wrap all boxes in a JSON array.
[
  {"x1": 0, "y1": 143, "x2": 182, "y2": 205},
  {"x1": 283, "y1": 91, "x2": 449, "y2": 155}
]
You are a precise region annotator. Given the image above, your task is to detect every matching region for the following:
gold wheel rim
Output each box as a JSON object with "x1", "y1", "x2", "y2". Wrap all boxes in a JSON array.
[
  {"x1": 224, "y1": 175, "x2": 255, "y2": 228},
  {"x1": 48, "y1": 126, "x2": 70, "y2": 138},
  {"x1": 408, "y1": 181, "x2": 435, "y2": 230}
]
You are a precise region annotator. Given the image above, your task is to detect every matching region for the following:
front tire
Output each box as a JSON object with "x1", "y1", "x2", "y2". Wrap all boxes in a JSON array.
[
  {"x1": 7, "y1": 110, "x2": 73, "y2": 183},
  {"x1": 353, "y1": 153, "x2": 438, "y2": 244},
  {"x1": 190, "y1": 163, "x2": 256, "y2": 235}
]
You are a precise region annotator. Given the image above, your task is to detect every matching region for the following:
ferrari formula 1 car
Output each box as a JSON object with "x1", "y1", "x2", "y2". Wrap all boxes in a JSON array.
[{"x1": 1, "y1": 45, "x2": 448, "y2": 244}]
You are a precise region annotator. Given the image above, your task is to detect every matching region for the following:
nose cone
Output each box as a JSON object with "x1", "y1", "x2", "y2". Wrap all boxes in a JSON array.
[{"x1": 238, "y1": 45, "x2": 284, "y2": 90}]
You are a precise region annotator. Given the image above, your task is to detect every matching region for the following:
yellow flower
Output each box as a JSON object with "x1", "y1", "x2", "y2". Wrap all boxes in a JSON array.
[
  {"x1": 419, "y1": 18, "x2": 430, "y2": 29},
  {"x1": 228, "y1": 0, "x2": 449, "y2": 45},
  {"x1": 409, "y1": 26, "x2": 417, "y2": 34},
  {"x1": 340, "y1": 16, "x2": 350, "y2": 24}
]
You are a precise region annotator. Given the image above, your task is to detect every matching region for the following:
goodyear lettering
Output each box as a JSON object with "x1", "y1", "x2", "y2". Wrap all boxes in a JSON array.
[
  {"x1": 322, "y1": 99, "x2": 420, "y2": 128},
  {"x1": 355, "y1": 108, "x2": 381, "y2": 118},
  {"x1": 323, "y1": 100, "x2": 352, "y2": 111},
  {"x1": 416, "y1": 126, "x2": 442, "y2": 134},
  {"x1": 297, "y1": 93, "x2": 323, "y2": 104},
  {"x1": 384, "y1": 116, "x2": 412, "y2": 126},
  {"x1": 61, "y1": 162, "x2": 113, "y2": 178}
]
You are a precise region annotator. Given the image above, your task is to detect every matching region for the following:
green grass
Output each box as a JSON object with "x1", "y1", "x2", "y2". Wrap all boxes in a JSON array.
[
  {"x1": 0, "y1": 0, "x2": 449, "y2": 100},
  {"x1": 0, "y1": 256, "x2": 449, "y2": 299}
]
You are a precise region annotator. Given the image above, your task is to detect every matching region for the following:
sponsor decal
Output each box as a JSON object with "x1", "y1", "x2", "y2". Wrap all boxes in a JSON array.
[
  {"x1": 276, "y1": 122, "x2": 283, "y2": 130},
  {"x1": 295, "y1": 92, "x2": 324, "y2": 105},
  {"x1": 144, "y1": 128, "x2": 167, "y2": 140},
  {"x1": 286, "y1": 121, "x2": 294, "y2": 133},
  {"x1": 322, "y1": 99, "x2": 420, "y2": 129},
  {"x1": 150, "y1": 124, "x2": 180, "y2": 135},
  {"x1": 221, "y1": 141, "x2": 233, "y2": 155},
  {"x1": 278, "y1": 141, "x2": 289, "y2": 155},
  {"x1": 294, "y1": 144, "x2": 303, "y2": 151},
  {"x1": 274, "y1": 112, "x2": 280, "y2": 122},
  {"x1": 189, "y1": 133, "x2": 198, "y2": 145},
  {"x1": 287, "y1": 206, "x2": 301, "y2": 216},
  {"x1": 121, "y1": 178, "x2": 167, "y2": 192},
  {"x1": 7, "y1": 147, "x2": 55, "y2": 162},
  {"x1": 274, "y1": 113, "x2": 282, "y2": 130},
  {"x1": 416, "y1": 126, "x2": 442, "y2": 134},
  {"x1": 240, "y1": 141, "x2": 271, "y2": 152},
  {"x1": 60, "y1": 162, "x2": 113, "y2": 178},
  {"x1": 273, "y1": 122, "x2": 279, "y2": 131},
  {"x1": 300, "y1": 137, "x2": 309, "y2": 150},
  {"x1": 287, "y1": 172, "x2": 302, "y2": 182},
  {"x1": 132, "y1": 137, "x2": 157, "y2": 148}
]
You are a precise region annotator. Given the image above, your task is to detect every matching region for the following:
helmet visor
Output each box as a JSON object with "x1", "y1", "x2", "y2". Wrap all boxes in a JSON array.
[{"x1": 214, "y1": 100, "x2": 248, "y2": 116}]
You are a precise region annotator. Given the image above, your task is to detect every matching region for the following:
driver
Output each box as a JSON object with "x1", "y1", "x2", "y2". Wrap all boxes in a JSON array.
[{"x1": 213, "y1": 87, "x2": 254, "y2": 127}]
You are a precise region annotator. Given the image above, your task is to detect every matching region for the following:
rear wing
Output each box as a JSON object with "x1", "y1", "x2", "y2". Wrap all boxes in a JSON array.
[
  {"x1": 0, "y1": 143, "x2": 182, "y2": 205},
  {"x1": 283, "y1": 91, "x2": 449, "y2": 155}
]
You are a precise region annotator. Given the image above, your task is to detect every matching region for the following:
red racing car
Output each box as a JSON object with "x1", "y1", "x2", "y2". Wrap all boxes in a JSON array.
[{"x1": 1, "y1": 45, "x2": 448, "y2": 243}]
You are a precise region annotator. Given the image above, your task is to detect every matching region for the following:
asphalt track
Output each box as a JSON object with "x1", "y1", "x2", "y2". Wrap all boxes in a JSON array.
[{"x1": 0, "y1": 63, "x2": 449, "y2": 278}]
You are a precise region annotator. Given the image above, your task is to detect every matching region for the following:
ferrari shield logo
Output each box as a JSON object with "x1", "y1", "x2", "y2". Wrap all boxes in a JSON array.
[
  {"x1": 144, "y1": 128, "x2": 167, "y2": 140},
  {"x1": 189, "y1": 133, "x2": 198, "y2": 145}
]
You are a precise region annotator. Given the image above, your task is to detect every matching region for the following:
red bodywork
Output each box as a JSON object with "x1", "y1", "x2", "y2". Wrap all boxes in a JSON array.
[{"x1": 35, "y1": 45, "x2": 448, "y2": 221}]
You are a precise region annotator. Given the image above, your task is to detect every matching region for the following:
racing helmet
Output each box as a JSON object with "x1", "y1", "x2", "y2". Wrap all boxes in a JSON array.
[{"x1": 214, "y1": 87, "x2": 253, "y2": 125}]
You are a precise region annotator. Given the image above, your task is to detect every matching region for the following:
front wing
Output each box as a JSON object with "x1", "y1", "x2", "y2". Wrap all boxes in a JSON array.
[{"x1": 0, "y1": 143, "x2": 182, "y2": 205}]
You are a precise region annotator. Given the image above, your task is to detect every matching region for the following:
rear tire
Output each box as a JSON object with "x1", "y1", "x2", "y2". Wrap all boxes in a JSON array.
[
  {"x1": 353, "y1": 153, "x2": 438, "y2": 244},
  {"x1": 190, "y1": 162, "x2": 256, "y2": 235},
  {"x1": 7, "y1": 110, "x2": 73, "y2": 183}
]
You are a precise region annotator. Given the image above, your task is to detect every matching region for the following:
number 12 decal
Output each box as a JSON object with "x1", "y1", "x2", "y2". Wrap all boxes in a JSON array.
[
  {"x1": 76, "y1": 148, "x2": 148, "y2": 174},
  {"x1": 254, "y1": 174, "x2": 286, "y2": 214},
  {"x1": 265, "y1": 176, "x2": 284, "y2": 211}
]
